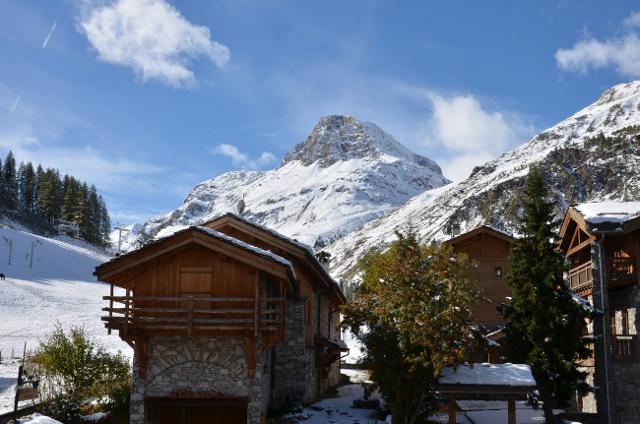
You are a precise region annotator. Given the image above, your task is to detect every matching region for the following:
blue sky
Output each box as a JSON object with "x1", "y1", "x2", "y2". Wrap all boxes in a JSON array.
[{"x1": 1, "y1": 0, "x2": 638, "y2": 224}]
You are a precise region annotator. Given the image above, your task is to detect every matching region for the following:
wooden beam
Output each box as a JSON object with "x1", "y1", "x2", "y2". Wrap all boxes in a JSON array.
[
  {"x1": 108, "y1": 283, "x2": 114, "y2": 335},
  {"x1": 136, "y1": 338, "x2": 148, "y2": 379},
  {"x1": 508, "y1": 396, "x2": 516, "y2": 424},
  {"x1": 448, "y1": 394, "x2": 456, "y2": 424},
  {"x1": 567, "y1": 237, "x2": 595, "y2": 257}
]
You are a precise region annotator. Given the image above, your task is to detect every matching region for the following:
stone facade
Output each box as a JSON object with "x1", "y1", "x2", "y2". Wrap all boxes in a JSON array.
[
  {"x1": 272, "y1": 300, "x2": 315, "y2": 404},
  {"x1": 130, "y1": 336, "x2": 265, "y2": 424}
]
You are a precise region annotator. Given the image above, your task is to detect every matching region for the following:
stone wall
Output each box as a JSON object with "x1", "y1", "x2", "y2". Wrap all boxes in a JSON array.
[
  {"x1": 608, "y1": 285, "x2": 640, "y2": 424},
  {"x1": 130, "y1": 336, "x2": 265, "y2": 424},
  {"x1": 272, "y1": 299, "x2": 316, "y2": 405}
]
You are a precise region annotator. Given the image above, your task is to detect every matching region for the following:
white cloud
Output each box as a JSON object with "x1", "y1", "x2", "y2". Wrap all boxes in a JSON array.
[
  {"x1": 438, "y1": 151, "x2": 496, "y2": 183},
  {"x1": 212, "y1": 143, "x2": 276, "y2": 170},
  {"x1": 425, "y1": 94, "x2": 534, "y2": 182},
  {"x1": 79, "y1": 0, "x2": 230, "y2": 86},
  {"x1": 429, "y1": 95, "x2": 519, "y2": 153},
  {"x1": 0, "y1": 132, "x2": 165, "y2": 193},
  {"x1": 555, "y1": 11, "x2": 640, "y2": 77}
]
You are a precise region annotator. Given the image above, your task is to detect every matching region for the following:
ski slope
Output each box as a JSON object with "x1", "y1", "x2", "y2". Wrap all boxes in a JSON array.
[{"x1": 0, "y1": 227, "x2": 129, "y2": 414}]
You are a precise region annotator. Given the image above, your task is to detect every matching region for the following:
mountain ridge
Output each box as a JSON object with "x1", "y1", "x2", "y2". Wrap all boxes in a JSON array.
[
  {"x1": 326, "y1": 81, "x2": 640, "y2": 279},
  {"x1": 121, "y1": 115, "x2": 450, "y2": 250}
]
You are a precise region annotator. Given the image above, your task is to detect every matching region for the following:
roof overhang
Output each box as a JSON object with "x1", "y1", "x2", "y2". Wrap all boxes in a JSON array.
[
  {"x1": 445, "y1": 225, "x2": 515, "y2": 246},
  {"x1": 95, "y1": 227, "x2": 297, "y2": 292}
]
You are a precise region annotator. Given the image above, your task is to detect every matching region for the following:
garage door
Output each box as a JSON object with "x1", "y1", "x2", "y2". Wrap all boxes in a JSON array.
[{"x1": 145, "y1": 398, "x2": 248, "y2": 424}]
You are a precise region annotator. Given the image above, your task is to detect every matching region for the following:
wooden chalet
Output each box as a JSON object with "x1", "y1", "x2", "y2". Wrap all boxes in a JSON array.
[
  {"x1": 559, "y1": 202, "x2": 640, "y2": 423},
  {"x1": 95, "y1": 214, "x2": 346, "y2": 424},
  {"x1": 446, "y1": 225, "x2": 514, "y2": 328}
]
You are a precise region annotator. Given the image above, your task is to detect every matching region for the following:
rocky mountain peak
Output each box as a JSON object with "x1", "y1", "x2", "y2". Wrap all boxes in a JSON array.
[{"x1": 282, "y1": 115, "x2": 444, "y2": 174}]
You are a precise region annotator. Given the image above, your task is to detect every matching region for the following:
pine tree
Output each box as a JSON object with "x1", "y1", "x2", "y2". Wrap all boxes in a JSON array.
[
  {"x1": 98, "y1": 195, "x2": 111, "y2": 249},
  {"x1": 1, "y1": 151, "x2": 19, "y2": 212},
  {"x1": 61, "y1": 175, "x2": 79, "y2": 222},
  {"x1": 504, "y1": 167, "x2": 592, "y2": 423},
  {"x1": 18, "y1": 161, "x2": 36, "y2": 214},
  {"x1": 33, "y1": 164, "x2": 44, "y2": 217}
]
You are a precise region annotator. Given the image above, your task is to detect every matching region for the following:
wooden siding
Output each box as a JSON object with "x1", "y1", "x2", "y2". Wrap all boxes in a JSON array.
[{"x1": 451, "y1": 231, "x2": 512, "y2": 325}]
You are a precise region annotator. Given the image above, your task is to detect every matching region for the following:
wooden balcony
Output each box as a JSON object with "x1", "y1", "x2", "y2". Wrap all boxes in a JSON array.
[
  {"x1": 569, "y1": 261, "x2": 593, "y2": 294},
  {"x1": 102, "y1": 294, "x2": 284, "y2": 337},
  {"x1": 608, "y1": 256, "x2": 637, "y2": 289},
  {"x1": 612, "y1": 335, "x2": 637, "y2": 362}
]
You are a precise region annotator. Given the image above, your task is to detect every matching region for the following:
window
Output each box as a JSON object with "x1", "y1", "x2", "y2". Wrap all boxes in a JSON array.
[{"x1": 494, "y1": 266, "x2": 502, "y2": 277}]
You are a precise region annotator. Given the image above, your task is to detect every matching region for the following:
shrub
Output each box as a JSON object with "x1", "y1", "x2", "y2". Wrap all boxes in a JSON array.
[{"x1": 31, "y1": 324, "x2": 131, "y2": 415}]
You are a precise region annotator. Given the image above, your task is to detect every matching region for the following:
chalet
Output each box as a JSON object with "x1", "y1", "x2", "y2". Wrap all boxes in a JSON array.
[
  {"x1": 446, "y1": 225, "x2": 514, "y2": 328},
  {"x1": 559, "y1": 202, "x2": 640, "y2": 423},
  {"x1": 94, "y1": 213, "x2": 346, "y2": 424}
]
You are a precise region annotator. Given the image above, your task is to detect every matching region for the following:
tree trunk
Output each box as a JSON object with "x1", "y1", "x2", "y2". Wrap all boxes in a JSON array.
[{"x1": 540, "y1": 385, "x2": 556, "y2": 424}]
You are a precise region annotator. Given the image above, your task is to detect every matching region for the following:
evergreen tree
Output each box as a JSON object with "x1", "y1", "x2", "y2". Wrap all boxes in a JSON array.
[
  {"x1": 98, "y1": 195, "x2": 111, "y2": 249},
  {"x1": 33, "y1": 164, "x2": 44, "y2": 216},
  {"x1": 38, "y1": 168, "x2": 61, "y2": 224},
  {"x1": 61, "y1": 175, "x2": 80, "y2": 222},
  {"x1": 1, "y1": 151, "x2": 19, "y2": 212},
  {"x1": 504, "y1": 167, "x2": 592, "y2": 423},
  {"x1": 18, "y1": 161, "x2": 36, "y2": 214},
  {"x1": 344, "y1": 231, "x2": 478, "y2": 424}
]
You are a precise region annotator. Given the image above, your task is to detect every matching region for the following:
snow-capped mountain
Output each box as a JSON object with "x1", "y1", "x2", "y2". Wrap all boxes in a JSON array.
[
  {"x1": 328, "y1": 81, "x2": 640, "y2": 279},
  {"x1": 134, "y1": 115, "x2": 450, "y2": 249}
]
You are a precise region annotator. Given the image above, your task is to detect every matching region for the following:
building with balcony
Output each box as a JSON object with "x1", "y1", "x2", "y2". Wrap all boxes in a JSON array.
[
  {"x1": 559, "y1": 202, "x2": 640, "y2": 423},
  {"x1": 94, "y1": 213, "x2": 346, "y2": 424}
]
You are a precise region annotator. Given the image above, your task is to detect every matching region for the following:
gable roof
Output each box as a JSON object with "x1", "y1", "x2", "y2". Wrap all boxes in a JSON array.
[
  {"x1": 203, "y1": 213, "x2": 346, "y2": 304},
  {"x1": 94, "y1": 226, "x2": 297, "y2": 290},
  {"x1": 560, "y1": 202, "x2": 640, "y2": 241},
  {"x1": 445, "y1": 225, "x2": 515, "y2": 246}
]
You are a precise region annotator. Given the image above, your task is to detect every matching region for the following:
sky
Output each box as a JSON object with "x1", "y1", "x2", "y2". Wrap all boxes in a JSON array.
[{"x1": 1, "y1": 0, "x2": 639, "y2": 225}]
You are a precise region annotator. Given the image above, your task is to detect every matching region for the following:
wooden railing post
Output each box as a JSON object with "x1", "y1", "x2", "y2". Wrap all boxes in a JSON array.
[
  {"x1": 124, "y1": 289, "x2": 130, "y2": 336},
  {"x1": 108, "y1": 284, "x2": 114, "y2": 335}
]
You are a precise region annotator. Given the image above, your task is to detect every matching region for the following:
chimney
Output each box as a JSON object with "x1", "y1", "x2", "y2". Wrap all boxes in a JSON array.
[{"x1": 315, "y1": 251, "x2": 331, "y2": 271}]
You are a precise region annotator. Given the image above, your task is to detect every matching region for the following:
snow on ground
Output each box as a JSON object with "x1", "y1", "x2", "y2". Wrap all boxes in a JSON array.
[
  {"x1": 292, "y1": 383, "x2": 385, "y2": 423},
  {"x1": 342, "y1": 328, "x2": 364, "y2": 365},
  {"x1": 0, "y1": 227, "x2": 130, "y2": 414}
]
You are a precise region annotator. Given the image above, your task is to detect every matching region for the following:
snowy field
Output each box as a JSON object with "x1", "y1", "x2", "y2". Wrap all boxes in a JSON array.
[{"x1": 0, "y1": 227, "x2": 130, "y2": 414}]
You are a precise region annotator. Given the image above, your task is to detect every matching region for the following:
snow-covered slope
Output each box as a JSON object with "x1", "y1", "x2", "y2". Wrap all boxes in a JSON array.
[
  {"x1": 136, "y1": 115, "x2": 450, "y2": 249},
  {"x1": 328, "y1": 81, "x2": 640, "y2": 279},
  {"x1": 0, "y1": 227, "x2": 127, "y2": 413}
]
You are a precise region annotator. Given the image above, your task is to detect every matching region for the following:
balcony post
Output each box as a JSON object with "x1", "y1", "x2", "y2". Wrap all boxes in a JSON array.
[
  {"x1": 124, "y1": 289, "x2": 130, "y2": 336},
  {"x1": 108, "y1": 283, "x2": 114, "y2": 335}
]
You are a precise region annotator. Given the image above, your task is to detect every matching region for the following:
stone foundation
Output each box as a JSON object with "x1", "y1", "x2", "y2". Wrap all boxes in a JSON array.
[{"x1": 130, "y1": 336, "x2": 265, "y2": 424}]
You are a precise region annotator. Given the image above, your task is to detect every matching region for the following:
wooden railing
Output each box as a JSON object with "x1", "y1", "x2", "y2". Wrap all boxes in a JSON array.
[
  {"x1": 569, "y1": 261, "x2": 593, "y2": 293},
  {"x1": 102, "y1": 294, "x2": 284, "y2": 336},
  {"x1": 608, "y1": 256, "x2": 636, "y2": 281},
  {"x1": 612, "y1": 335, "x2": 636, "y2": 362}
]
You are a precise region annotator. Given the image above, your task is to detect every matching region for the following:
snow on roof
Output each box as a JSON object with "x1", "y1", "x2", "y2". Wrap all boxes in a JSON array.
[
  {"x1": 17, "y1": 414, "x2": 62, "y2": 424},
  {"x1": 439, "y1": 363, "x2": 536, "y2": 387},
  {"x1": 575, "y1": 202, "x2": 640, "y2": 225},
  {"x1": 220, "y1": 212, "x2": 315, "y2": 253},
  {"x1": 195, "y1": 226, "x2": 293, "y2": 269}
]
